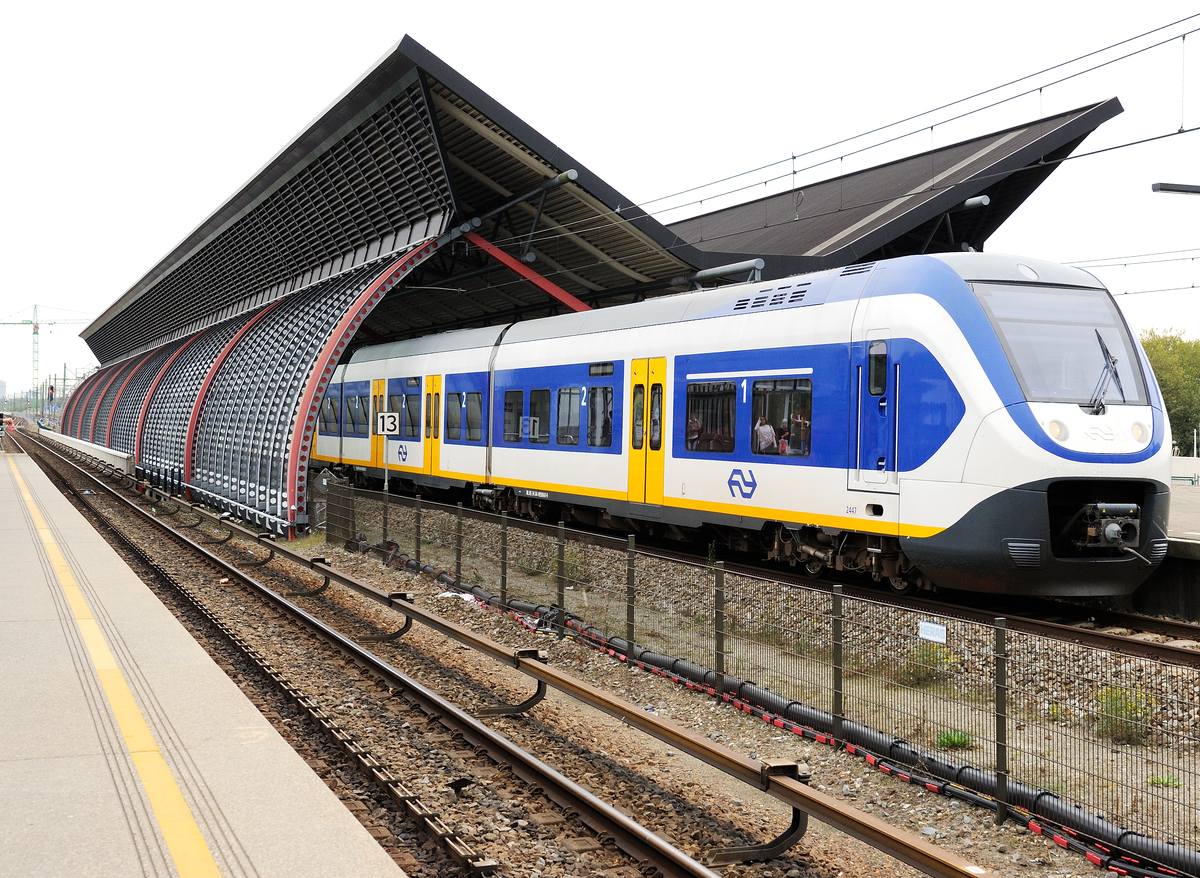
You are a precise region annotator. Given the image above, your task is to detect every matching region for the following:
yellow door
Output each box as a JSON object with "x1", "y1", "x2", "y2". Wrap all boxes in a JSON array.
[
  {"x1": 370, "y1": 379, "x2": 386, "y2": 468},
  {"x1": 627, "y1": 358, "x2": 666, "y2": 505},
  {"x1": 627, "y1": 360, "x2": 648, "y2": 502},
  {"x1": 423, "y1": 374, "x2": 442, "y2": 477},
  {"x1": 645, "y1": 357, "x2": 666, "y2": 505}
]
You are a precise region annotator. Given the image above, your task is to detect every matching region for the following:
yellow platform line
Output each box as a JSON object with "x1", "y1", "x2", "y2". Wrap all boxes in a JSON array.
[{"x1": 8, "y1": 457, "x2": 222, "y2": 878}]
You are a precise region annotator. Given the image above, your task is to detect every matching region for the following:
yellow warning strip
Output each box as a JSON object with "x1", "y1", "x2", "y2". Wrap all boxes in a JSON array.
[{"x1": 7, "y1": 457, "x2": 222, "y2": 878}]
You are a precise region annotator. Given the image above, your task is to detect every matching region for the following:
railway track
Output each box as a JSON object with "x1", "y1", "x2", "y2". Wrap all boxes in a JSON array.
[{"x1": 19, "y1": 429, "x2": 988, "y2": 878}]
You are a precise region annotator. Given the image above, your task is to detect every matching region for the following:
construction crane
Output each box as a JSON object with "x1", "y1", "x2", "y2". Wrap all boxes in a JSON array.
[{"x1": 0, "y1": 305, "x2": 93, "y2": 409}]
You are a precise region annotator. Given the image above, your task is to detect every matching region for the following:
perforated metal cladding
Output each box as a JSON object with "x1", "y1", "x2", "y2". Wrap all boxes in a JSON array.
[
  {"x1": 91, "y1": 357, "x2": 144, "y2": 445},
  {"x1": 86, "y1": 80, "x2": 452, "y2": 366},
  {"x1": 190, "y1": 265, "x2": 380, "y2": 528},
  {"x1": 140, "y1": 315, "x2": 252, "y2": 480},
  {"x1": 69, "y1": 369, "x2": 109, "y2": 439},
  {"x1": 108, "y1": 341, "x2": 188, "y2": 454}
]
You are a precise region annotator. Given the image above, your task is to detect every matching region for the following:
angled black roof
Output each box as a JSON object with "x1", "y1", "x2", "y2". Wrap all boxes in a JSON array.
[{"x1": 82, "y1": 36, "x2": 1122, "y2": 367}]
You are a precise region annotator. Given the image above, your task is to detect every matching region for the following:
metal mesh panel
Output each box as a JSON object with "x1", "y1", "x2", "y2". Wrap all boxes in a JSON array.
[
  {"x1": 139, "y1": 315, "x2": 251, "y2": 483},
  {"x1": 107, "y1": 340, "x2": 188, "y2": 454},
  {"x1": 79, "y1": 366, "x2": 114, "y2": 443},
  {"x1": 86, "y1": 80, "x2": 453, "y2": 366},
  {"x1": 90, "y1": 356, "x2": 143, "y2": 446},
  {"x1": 71, "y1": 368, "x2": 110, "y2": 439},
  {"x1": 189, "y1": 264, "x2": 380, "y2": 529}
]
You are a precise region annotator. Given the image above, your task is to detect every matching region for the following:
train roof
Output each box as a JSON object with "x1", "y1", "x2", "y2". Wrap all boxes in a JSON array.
[{"x1": 348, "y1": 253, "x2": 1109, "y2": 362}]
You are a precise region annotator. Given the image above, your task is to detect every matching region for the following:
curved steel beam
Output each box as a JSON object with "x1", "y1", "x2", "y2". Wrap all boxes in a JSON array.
[{"x1": 285, "y1": 239, "x2": 442, "y2": 532}]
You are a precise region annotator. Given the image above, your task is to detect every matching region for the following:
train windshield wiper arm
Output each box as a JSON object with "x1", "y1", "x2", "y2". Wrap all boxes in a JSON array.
[{"x1": 1087, "y1": 329, "x2": 1125, "y2": 414}]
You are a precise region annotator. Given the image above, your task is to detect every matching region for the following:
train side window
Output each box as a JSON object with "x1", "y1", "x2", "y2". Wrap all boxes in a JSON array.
[
  {"x1": 557, "y1": 388, "x2": 580, "y2": 445},
  {"x1": 686, "y1": 382, "x2": 736, "y2": 453},
  {"x1": 751, "y1": 378, "x2": 812, "y2": 457},
  {"x1": 587, "y1": 386, "x2": 613, "y2": 447},
  {"x1": 388, "y1": 393, "x2": 402, "y2": 415},
  {"x1": 357, "y1": 395, "x2": 370, "y2": 436},
  {"x1": 433, "y1": 393, "x2": 440, "y2": 439},
  {"x1": 649, "y1": 384, "x2": 663, "y2": 451},
  {"x1": 631, "y1": 384, "x2": 645, "y2": 450},
  {"x1": 320, "y1": 397, "x2": 340, "y2": 434},
  {"x1": 868, "y1": 340, "x2": 888, "y2": 396},
  {"x1": 446, "y1": 393, "x2": 462, "y2": 440},
  {"x1": 465, "y1": 392, "x2": 483, "y2": 441},
  {"x1": 341, "y1": 396, "x2": 356, "y2": 436},
  {"x1": 504, "y1": 390, "x2": 524, "y2": 442},
  {"x1": 404, "y1": 393, "x2": 420, "y2": 438},
  {"x1": 529, "y1": 389, "x2": 550, "y2": 444}
]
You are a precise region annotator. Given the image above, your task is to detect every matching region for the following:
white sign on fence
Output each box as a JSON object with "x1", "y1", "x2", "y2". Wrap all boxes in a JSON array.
[{"x1": 918, "y1": 621, "x2": 947, "y2": 644}]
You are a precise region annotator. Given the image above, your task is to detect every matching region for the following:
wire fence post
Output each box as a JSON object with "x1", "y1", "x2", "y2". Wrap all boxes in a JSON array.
[
  {"x1": 833, "y1": 583, "x2": 844, "y2": 746},
  {"x1": 995, "y1": 617, "x2": 1008, "y2": 826},
  {"x1": 455, "y1": 502, "x2": 463, "y2": 582},
  {"x1": 714, "y1": 561, "x2": 725, "y2": 679},
  {"x1": 500, "y1": 512, "x2": 508, "y2": 606},
  {"x1": 414, "y1": 496, "x2": 422, "y2": 564},
  {"x1": 556, "y1": 521, "x2": 566, "y2": 639},
  {"x1": 625, "y1": 535, "x2": 636, "y2": 661}
]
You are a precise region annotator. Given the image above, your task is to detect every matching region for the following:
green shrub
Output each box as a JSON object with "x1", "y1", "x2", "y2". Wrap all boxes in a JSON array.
[
  {"x1": 936, "y1": 729, "x2": 972, "y2": 749},
  {"x1": 897, "y1": 642, "x2": 958, "y2": 687},
  {"x1": 1149, "y1": 775, "x2": 1181, "y2": 788},
  {"x1": 1094, "y1": 686, "x2": 1156, "y2": 744}
]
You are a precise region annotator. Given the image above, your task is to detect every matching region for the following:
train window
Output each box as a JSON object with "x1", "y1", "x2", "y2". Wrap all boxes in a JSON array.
[
  {"x1": 388, "y1": 393, "x2": 402, "y2": 414},
  {"x1": 686, "y1": 382, "x2": 736, "y2": 453},
  {"x1": 320, "y1": 397, "x2": 340, "y2": 434},
  {"x1": 868, "y1": 340, "x2": 887, "y2": 396},
  {"x1": 342, "y1": 396, "x2": 357, "y2": 436},
  {"x1": 649, "y1": 384, "x2": 663, "y2": 451},
  {"x1": 504, "y1": 391, "x2": 524, "y2": 442},
  {"x1": 403, "y1": 394, "x2": 420, "y2": 438},
  {"x1": 589, "y1": 362, "x2": 614, "y2": 377},
  {"x1": 425, "y1": 393, "x2": 432, "y2": 438},
  {"x1": 587, "y1": 386, "x2": 613, "y2": 447},
  {"x1": 530, "y1": 389, "x2": 550, "y2": 444},
  {"x1": 357, "y1": 396, "x2": 370, "y2": 435},
  {"x1": 557, "y1": 388, "x2": 580, "y2": 445},
  {"x1": 433, "y1": 393, "x2": 440, "y2": 439},
  {"x1": 406, "y1": 377, "x2": 420, "y2": 387},
  {"x1": 446, "y1": 394, "x2": 462, "y2": 440},
  {"x1": 631, "y1": 385, "x2": 645, "y2": 450},
  {"x1": 751, "y1": 379, "x2": 812, "y2": 457},
  {"x1": 465, "y1": 393, "x2": 483, "y2": 441}
]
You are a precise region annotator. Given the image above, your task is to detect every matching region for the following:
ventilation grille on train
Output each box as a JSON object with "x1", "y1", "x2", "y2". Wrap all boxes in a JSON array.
[
  {"x1": 733, "y1": 282, "x2": 812, "y2": 312},
  {"x1": 839, "y1": 263, "x2": 876, "y2": 276},
  {"x1": 1148, "y1": 540, "x2": 1169, "y2": 564},
  {"x1": 1005, "y1": 540, "x2": 1044, "y2": 568}
]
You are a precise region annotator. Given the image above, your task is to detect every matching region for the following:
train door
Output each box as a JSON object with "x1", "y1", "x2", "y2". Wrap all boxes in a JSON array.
[
  {"x1": 627, "y1": 357, "x2": 666, "y2": 505},
  {"x1": 370, "y1": 378, "x2": 387, "y2": 469},
  {"x1": 423, "y1": 374, "x2": 442, "y2": 477},
  {"x1": 848, "y1": 331, "x2": 899, "y2": 495}
]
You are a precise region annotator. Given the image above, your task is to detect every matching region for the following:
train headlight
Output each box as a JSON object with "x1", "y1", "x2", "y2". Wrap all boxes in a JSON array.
[
  {"x1": 1132, "y1": 421, "x2": 1148, "y2": 443},
  {"x1": 1046, "y1": 420, "x2": 1069, "y2": 442}
]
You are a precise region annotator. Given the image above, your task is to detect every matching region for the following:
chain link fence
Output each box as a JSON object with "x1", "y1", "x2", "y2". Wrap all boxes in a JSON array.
[{"x1": 319, "y1": 485, "x2": 1200, "y2": 868}]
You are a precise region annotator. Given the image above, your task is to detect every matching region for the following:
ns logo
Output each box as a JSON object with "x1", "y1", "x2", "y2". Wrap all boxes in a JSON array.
[{"x1": 727, "y1": 469, "x2": 757, "y2": 499}]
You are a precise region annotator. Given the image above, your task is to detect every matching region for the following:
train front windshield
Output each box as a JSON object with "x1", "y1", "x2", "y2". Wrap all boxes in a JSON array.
[{"x1": 972, "y1": 283, "x2": 1148, "y2": 406}]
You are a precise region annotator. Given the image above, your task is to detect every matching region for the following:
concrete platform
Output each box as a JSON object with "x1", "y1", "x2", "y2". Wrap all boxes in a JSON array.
[{"x1": 0, "y1": 449, "x2": 405, "y2": 877}]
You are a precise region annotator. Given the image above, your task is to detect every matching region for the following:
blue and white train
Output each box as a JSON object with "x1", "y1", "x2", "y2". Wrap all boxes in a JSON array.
[{"x1": 312, "y1": 252, "x2": 1171, "y2": 596}]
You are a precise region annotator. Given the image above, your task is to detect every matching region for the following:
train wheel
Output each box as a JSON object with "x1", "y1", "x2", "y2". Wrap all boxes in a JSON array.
[
  {"x1": 887, "y1": 575, "x2": 915, "y2": 596},
  {"x1": 802, "y1": 558, "x2": 825, "y2": 579}
]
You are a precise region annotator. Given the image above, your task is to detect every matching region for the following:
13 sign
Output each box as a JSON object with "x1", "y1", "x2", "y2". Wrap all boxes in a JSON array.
[{"x1": 375, "y1": 411, "x2": 401, "y2": 435}]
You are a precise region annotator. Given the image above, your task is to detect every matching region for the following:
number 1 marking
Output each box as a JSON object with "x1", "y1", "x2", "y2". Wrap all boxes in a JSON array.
[{"x1": 741, "y1": 378, "x2": 747, "y2": 403}]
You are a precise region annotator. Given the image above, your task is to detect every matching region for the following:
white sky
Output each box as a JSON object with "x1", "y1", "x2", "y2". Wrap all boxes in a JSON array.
[{"x1": 1, "y1": 1, "x2": 1198, "y2": 400}]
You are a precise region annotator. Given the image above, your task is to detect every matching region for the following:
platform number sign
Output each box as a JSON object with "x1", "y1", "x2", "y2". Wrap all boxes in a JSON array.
[{"x1": 375, "y1": 411, "x2": 401, "y2": 436}]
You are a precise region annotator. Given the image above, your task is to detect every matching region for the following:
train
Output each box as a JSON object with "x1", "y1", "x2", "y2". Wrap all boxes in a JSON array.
[{"x1": 311, "y1": 251, "x2": 1171, "y2": 597}]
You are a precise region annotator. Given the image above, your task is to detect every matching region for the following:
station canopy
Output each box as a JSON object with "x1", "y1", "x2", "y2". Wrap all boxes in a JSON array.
[{"x1": 64, "y1": 36, "x2": 1123, "y2": 534}]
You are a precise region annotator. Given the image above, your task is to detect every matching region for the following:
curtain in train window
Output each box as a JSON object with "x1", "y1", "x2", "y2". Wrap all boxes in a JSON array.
[
  {"x1": 686, "y1": 382, "x2": 736, "y2": 453},
  {"x1": 446, "y1": 393, "x2": 462, "y2": 440},
  {"x1": 751, "y1": 378, "x2": 812, "y2": 456},
  {"x1": 465, "y1": 392, "x2": 483, "y2": 442},
  {"x1": 504, "y1": 391, "x2": 524, "y2": 442},
  {"x1": 557, "y1": 388, "x2": 580, "y2": 445},
  {"x1": 530, "y1": 389, "x2": 550, "y2": 444},
  {"x1": 587, "y1": 386, "x2": 613, "y2": 447}
]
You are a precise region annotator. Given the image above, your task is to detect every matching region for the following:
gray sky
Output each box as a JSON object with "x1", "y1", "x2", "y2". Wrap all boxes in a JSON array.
[{"x1": 1, "y1": 1, "x2": 1197, "y2": 398}]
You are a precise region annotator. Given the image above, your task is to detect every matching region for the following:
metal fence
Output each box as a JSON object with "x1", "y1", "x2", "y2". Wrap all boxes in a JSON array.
[{"x1": 325, "y1": 485, "x2": 1200, "y2": 870}]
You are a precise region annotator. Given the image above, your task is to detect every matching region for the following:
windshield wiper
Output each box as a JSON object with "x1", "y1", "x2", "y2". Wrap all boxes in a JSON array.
[{"x1": 1087, "y1": 329, "x2": 1125, "y2": 414}]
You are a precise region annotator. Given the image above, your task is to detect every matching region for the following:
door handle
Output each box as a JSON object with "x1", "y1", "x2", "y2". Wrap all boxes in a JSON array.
[{"x1": 878, "y1": 397, "x2": 887, "y2": 414}]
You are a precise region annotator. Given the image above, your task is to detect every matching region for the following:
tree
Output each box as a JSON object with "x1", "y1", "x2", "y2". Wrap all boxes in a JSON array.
[{"x1": 1139, "y1": 329, "x2": 1200, "y2": 452}]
